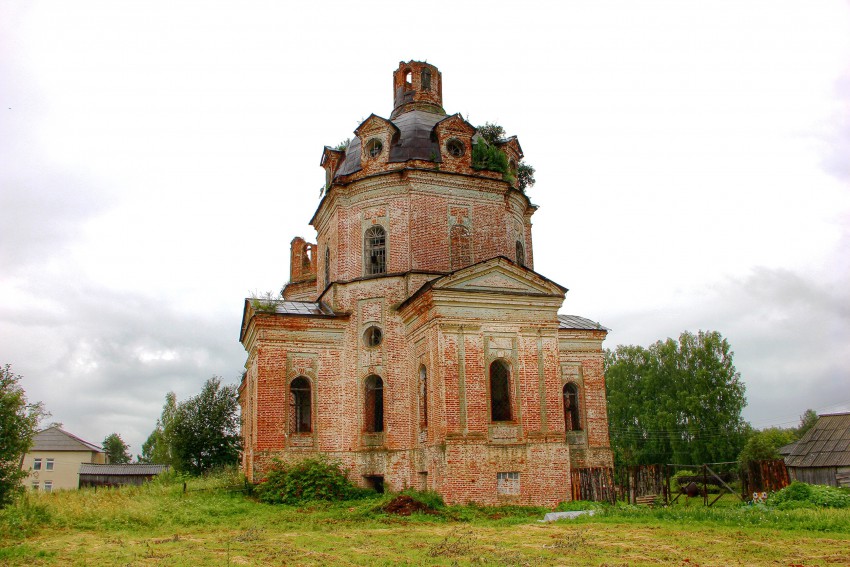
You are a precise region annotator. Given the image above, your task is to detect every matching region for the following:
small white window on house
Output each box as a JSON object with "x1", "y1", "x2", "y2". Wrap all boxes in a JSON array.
[
  {"x1": 31, "y1": 482, "x2": 39, "y2": 491},
  {"x1": 45, "y1": 458, "x2": 54, "y2": 471},
  {"x1": 33, "y1": 458, "x2": 42, "y2": 471},
  {"x1": 44, "y1": 481, "x2": 53, "y2": 493},
  {"x1": 497, "y1": 471, "x2": 520, "y2": 495}
]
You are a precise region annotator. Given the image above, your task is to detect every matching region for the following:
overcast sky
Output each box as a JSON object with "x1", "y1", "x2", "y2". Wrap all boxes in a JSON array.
[{"x1": 2, "y1": 1, "x2": 848, "y2": 456}]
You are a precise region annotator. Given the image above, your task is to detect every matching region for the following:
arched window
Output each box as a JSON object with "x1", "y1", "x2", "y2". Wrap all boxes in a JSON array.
[
  {"x1": 290, "y1": 377, "x2": 312, "y2": 433},
  {"x1": 419, "y1": 365, "x2": 428, "y2": 429},
  {"x1": 364, "y1": 225, "x2": 386, "y2": 275},
  {"x1": 421, "y1": 68, "x2": 431, "y2": 91},
  {"x1": 516, "y1": 240, "x2": 525, "y2": 267},
  {"x1": 324, "y1": 246, "x2": 330, "y2": 286},
  {"x1": 450, "y1": 225, "x2": 472, "y2": 270},
  {"x1": 364, "y1": 375, "x2": 384, "y2": 433},
  {"x1": 404, "y1": 69, "x2": 412, "y2": 85},
  {"x1": 490, "y1": 360, "x2": 512, "y2": 422},
  {"x1": 563, "y1": 383, "x2": 581, "y2": 432}
]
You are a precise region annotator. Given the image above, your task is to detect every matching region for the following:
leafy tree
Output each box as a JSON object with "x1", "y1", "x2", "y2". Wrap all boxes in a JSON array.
[
  {"x1": 477, "y1": 122, "x2": 505, "y2": 144},
  {"x1": 738, "y1": 427, "x2": 797, "y2": 466},
  {"x1": 139, "y1": 392, "x2": 177, "y2": 465},
  {"x1": 796, "y1": 409, "x2": 818, "y2": 438},
  {"x1": 102, "y1": 433, "x2": 131, "y2": 464},
  {"x1": 605, "y1": 330, "x2": 748, "y2": 466},
  {"x1": 0, "y1": 364, "x2": 46, "y2": 507},
  {"x1": 170, "y1": 377, "x2": 240, "y2": 475}
]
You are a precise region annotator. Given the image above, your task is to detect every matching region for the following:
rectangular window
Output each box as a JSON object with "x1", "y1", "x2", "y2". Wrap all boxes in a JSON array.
[
  {"x1": 497, "y1": 471, "x2": 520, "y2": 495},
  {"x1": 44, "y1": 481, "x2": 53, "y2": 493},
  {"x1": 31, "y1": 482, "x2": 39, "y2": 491},
  {"x1": 45, "y1": 458, "x2": 54, "y2": 471},
  {"x1": 33, "y1": 458, "x2": 42, "y2": 471}
]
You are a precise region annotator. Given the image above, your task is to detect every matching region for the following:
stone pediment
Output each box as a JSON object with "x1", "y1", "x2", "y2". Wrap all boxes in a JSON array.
[{"x1": 431, "y1": 256, "x2": 565, "y2": 297}]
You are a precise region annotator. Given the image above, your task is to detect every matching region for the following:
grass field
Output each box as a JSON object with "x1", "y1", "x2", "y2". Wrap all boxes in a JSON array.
[{"x1": 2, "y1": 473, "x2": 849, "y2": 566}]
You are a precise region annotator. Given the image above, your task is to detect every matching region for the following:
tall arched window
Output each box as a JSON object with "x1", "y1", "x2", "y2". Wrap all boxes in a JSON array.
[
  {"x1": 324, "y1": 246, "x2": 330, "y2": 286},
  {"x1": 421, "y1": 68, "x2": 431, "y2": 91},
  {"x1": 450, "y1": 225, "x2": 472, "y2": 270},
  {"x1": 364, "y1": 375, "x2": 384, "y2": 433},
  {"x1": 290, "y1": 377, "x2": 312, "y2": 433},
  {"x1": 490, "y1": 360, "x2": 512, "y2": 422},
  {"x1": 419, "y1": 365, "x2": 428, "y2": 429},
  {"x1": 516, "y1": 240, "x2": 525, "y2": 267},
  {"x1": 563, "y1": 383, "x2": 581, "y2": 432},
  {"x1": 365, "y1": 225, "x2": 386, "y2": 275}
]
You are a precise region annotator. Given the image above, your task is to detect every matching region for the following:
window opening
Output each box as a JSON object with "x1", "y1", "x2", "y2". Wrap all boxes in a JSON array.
[
  {"x1": 497, "y1": 471, "x2": 520, "y2": 495},
  {"x1": 563, "y1": 383, "x2": 582, "y2": 432},
  {"x1": 450, "y1": 225, "x2": 472, "y2": 270},
  {"x1": 366, "y1": 138, "x2": 383, "y2": 158},
  {"x1": 490, "y1": 359, "x2": 512, "y2": 422},
  {"x1": 419, "y1": 365, "x2": 428, "y2": 429},
  {"x1": 33, "y1": 458, "x2": 42, "y2": 471},
  {"x1": 365, "y1": 475, "x2": 385, "y2": 493},
  {"x1": 364, "y1": 326, "x2": 383, "y2": 347},
  {"x1": 290, "y1": 377, "x2": 312, "y2": 433},
  {"x1": 446, "y1": 139, "x2": 464, "y2": 157},
  {"x1": 324, "y1": 246, "x2": 330, "y2": 285},
  {"x1": 364, "y1": 375, "x2": 384, "y2": 433},
  {"x1": 421, "y1": 68, "x2": 431, "y2": 91},
  {"x1": 404, "y1": 70, "x2": 412, "y2": 85},
  {"x1": 516, "y1": 240, "x2": 525, "y2": 266},
  {"x1": 31, "y1": 482, "x2": 39, "y2": 491},
  {"x1": 364, "y1": 225, "x2": 386, "y2": 275},
  {"x1": 45, "y1": 458, "x2": 54, "y2": 471},
  {"x1": 44, "y1": 481, "x2": 53, "y2": 493}
]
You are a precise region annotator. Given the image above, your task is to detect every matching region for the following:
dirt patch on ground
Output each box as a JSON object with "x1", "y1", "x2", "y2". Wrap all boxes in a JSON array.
[{"x1": 382, "y1": 495, "x2": 438, "y2": 516}]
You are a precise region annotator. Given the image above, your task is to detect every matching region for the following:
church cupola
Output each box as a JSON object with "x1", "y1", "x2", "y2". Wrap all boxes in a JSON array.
[{"x1": 391, "y1": 61, "x2": 444, "y2": 119}]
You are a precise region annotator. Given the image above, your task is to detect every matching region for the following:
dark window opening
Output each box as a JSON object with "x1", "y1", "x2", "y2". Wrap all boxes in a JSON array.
[
  {"x1": 421, "y1": 68, "x2": 431, "y2": 91},
  {"x1": 364, "y1": 326, "x2": 383, "y2": 347},
  {"x1": 446, "y1": 139, "x2": 464, "y2": 157},
  {"x1": 324, "y1": 246, "x2": 330, "y2": 285},
  {"x1": 365, "y1": 225, "x2": 386, "y2": 275},
  {"x1": 419, "y1": 365, "x2": 428, "y2": 429},
  {"x1": 365, "y1": 375, "x2": 384, "y2": 433},
  {"x1": 563, "y1": 383, "x2": 582, "y2": 432},
  {"x1": 365, "y1": 475, "x2": 385, "y2": 493},
  {"x1": 450, "y1": 225, "x2": 472, "y2": 270},
  {"x1": 290, "y1": 377, "x2": 312, "y2": 433},
  {"x1": 516, "y1": 240, "x2": 525, "y2": 267},
  {"x1": 490, "y1": 359, "x2": 512, "y2": 422},
  {"x1": 366, "y1": 138, "x2": 383, "y2": 158}
]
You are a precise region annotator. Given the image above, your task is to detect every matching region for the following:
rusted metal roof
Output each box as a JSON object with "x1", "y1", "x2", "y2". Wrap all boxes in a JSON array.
[
  {"x1": 388, "y1": 110, "x2": 444, "y2": 163},
  {"x1": 79, "y1": 464, "x2": 169, "y2": 476},
  {"x1": 31, "y1": 427, "x2": 103, "y2": 453},
  {"x1": 557, "y1": 314, "x2": 608, "y2": 331},
  {"x1": 271, "y1": 301, "x2": 334, "y2": 316},
  {"x1": 335, "y1": 110, "x2": 447, "y2": 177},
  {"x1": 785, "y1": 412, "x2": 850, "y2": 468}
]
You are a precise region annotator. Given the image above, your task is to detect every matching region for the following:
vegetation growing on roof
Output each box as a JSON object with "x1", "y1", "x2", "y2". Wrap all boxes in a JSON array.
[{"x1": 474, "y1": 122, "x2": 536, "y2": 193}]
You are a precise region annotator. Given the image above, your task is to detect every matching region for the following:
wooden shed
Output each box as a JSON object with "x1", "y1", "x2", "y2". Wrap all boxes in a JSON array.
[
  {"x1": 78, "y1": 464, "x2": 169, "y2": 488},
  {"x1": 784, "y1": 412, "x2": 850, "y2": 488}
]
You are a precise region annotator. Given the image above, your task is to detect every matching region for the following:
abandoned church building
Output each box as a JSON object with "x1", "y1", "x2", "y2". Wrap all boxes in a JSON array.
[{"x1": 238, "y1": 61, "x2": 612, "y2": 506}]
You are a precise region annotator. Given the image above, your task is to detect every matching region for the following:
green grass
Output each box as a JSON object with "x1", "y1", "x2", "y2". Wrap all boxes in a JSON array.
[{"x1": 1, "y1": 472, "x2": 849, "y2": 565}]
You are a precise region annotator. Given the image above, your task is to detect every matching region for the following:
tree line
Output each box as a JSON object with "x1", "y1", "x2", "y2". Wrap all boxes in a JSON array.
[{"x1": 605, "y1": 329, "x2": 817, "y2": 467}]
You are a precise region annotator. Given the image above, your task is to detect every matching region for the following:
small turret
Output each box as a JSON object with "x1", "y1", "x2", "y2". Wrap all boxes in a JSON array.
[{"x1": 391, "y1": 61, "x2": 444, "y2": 119}]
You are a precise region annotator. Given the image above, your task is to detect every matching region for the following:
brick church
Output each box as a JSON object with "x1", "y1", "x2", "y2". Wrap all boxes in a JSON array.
[{"x1": 239, "y1": 61, "x2": 613, "y2": 506}]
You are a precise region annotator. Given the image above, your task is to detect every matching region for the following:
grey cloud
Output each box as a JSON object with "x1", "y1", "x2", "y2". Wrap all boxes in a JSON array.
[{"x1": 602, "y1": 266, "x2": 850, "y2": 427}]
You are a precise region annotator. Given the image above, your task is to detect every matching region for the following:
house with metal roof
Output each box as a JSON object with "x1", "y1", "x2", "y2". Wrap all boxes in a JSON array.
[
  {"x1": 784, "y1": 412, "x2": 850, "y2": 487},
  {"x1": 21, "y1": 426, "x2": 106, "y2": 491}
]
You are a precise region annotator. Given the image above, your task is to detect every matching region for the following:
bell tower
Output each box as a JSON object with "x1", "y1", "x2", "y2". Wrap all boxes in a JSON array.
[{"x1": 391, "y1": 60, "x2": 444, "y2": 119}]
